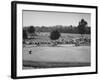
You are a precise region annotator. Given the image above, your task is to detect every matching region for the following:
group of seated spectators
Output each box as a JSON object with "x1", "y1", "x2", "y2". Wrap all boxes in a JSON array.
[{"x1": 23, "y1": 37, "x2": 90, "y2": 47}]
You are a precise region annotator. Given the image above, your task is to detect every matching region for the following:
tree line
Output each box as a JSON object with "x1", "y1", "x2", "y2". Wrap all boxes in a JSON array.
[
  {"x1": 24, "y1": 20, "x2": 90, "y2": 35},
  {"x1": 23, "y1": 19, "x2": 90, "y2": 46},
  {"x1": 23, "y1": 19, "x2": 90, "y2": 40},
  {"x1": 34, "y1": 26, "x2": 90, "y2": 34}
]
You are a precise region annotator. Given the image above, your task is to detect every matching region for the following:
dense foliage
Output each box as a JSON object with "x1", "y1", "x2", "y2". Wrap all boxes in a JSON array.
[
  {"x1": 23, "y1": 29, "x2": 27, "y2": 39},
  {"x1": 78, "y1": 19, "x2": 88, "y2": 35},
  {"x1": 50, "y1": 30, "x2": 61, "y2": 40},
  {"x1": 24, "y1": 25, "x2": 90, "y2": 34},
  {"x1": 28, "y1": 26, "x2": 35, "y2": 34}
]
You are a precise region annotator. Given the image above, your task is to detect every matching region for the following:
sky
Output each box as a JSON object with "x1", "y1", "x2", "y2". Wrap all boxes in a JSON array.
[{"x1": 23, "y1": 10, "x2": 91, "y2": 27}]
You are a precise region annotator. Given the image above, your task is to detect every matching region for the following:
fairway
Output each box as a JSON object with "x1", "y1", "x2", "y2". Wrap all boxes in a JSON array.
[{"x1": 23, "y1": 46, "x2": 90, "y2": 69}]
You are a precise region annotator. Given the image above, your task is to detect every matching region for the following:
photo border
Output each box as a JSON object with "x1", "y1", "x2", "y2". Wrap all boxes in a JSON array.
[{"x1": 11, "y1": 1, "x2": 98, "y2": 79}]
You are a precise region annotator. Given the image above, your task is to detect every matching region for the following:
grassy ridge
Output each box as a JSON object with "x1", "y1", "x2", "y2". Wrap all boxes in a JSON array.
[{"x1": 23, "y1": 60, "x2": 90, "y2": 69}]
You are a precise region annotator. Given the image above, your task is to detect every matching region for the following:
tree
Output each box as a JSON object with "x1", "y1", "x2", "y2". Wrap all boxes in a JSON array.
[
  {"x1": 28, "y1": 26, "x2": 35, "y2": 38},
  {"x1": 50, "y1": 30, "x2": 61, "y2": 46},
  {"x1": 78, "y1": 19, "x2": 87, "y2": 36},
  {"x1": 23, "y1": 29, "x2": 27, "y2": 44},
  {"x1": 23, "y1": 29, "x2": 27, "y2": 39},
  {"x1": 28, "y1": 26, "x2": 35, "y2": 34},
  {"x1": 50, "y1": 30, "x2": 61, "y2": 40}
]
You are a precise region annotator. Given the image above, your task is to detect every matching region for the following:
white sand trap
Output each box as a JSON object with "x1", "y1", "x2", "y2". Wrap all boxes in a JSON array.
[{"x1": 23, "y1": 46, "x2": 90, "y2": 63}]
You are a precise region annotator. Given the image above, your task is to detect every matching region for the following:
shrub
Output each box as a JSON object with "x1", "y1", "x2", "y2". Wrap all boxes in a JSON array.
[{"x1": 50, "y1": 30, "x2": 61, "y2": 40}]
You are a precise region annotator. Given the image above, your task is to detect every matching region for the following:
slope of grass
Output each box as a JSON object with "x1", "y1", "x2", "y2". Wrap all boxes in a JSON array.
[{"x1": 23, "y1": 46, "x2": 90, "y2": 69}]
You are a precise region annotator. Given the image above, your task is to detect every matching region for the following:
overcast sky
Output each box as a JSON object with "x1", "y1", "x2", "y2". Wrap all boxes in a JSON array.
[{"x1": 23, "y1": 10, "x2": 91, "y2": 27}]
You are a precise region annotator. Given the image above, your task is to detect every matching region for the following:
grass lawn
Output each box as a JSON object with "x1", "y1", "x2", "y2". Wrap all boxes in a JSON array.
[{"x1": 23, "y1": 46, "x2": 90, "y2": 69}]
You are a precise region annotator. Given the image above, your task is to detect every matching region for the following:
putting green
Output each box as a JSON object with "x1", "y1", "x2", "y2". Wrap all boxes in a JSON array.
[{"x1": 23, "y1": 46, "x2": 90, "y2": 63}]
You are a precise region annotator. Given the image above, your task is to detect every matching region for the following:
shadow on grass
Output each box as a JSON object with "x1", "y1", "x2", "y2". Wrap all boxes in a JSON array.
[{"x1": 23, "y1": 60, "x2": 90, "y2": 69}]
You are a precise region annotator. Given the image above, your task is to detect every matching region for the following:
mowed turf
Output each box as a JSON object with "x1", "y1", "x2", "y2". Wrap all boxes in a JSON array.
[
  {"x1": 33, "y1": 32, "x2": 90, "y2": 42},
  {"x1": 23, "y1": 46, "x2": 90, "y2": 69}
]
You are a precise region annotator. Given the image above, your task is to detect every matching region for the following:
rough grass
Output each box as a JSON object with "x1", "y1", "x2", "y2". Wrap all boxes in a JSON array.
[
  {"x1": 26, "y1": 32, "x2": 90, "y2": 42},
  {"x1": 23, "y1": 60, "x2": 90, "y2": 69}
]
